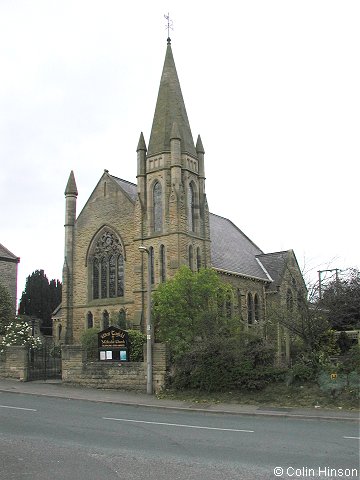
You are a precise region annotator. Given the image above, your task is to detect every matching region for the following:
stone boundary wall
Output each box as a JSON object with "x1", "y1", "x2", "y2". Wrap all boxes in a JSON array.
[
  {"x1": 62, "y1": 343, "x2": 168, "y2": 393},
  {"x1": 0, "y1": 346, "x2": 28, "y2": 381}
]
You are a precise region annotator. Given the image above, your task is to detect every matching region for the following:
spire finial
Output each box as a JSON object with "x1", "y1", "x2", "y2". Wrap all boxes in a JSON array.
[{"x1": 164, "y1": 13, "x2": 173, "y2": 43}]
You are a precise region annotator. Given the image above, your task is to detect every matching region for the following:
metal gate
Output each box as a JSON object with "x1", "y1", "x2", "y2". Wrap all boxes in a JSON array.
[{"x1": 28, "y1": 344, "x2": 62, "y2": 381}]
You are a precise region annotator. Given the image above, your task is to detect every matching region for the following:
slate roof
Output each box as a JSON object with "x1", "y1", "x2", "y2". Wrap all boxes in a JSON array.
[
  {"x1": 209, "y1": 214, "x2": 270, "y2": 281},
  {"x1": 147, "y1": 41, "x2": 196, "y2": 157},
  {"x1": 256, "y1": 251, "x2": 289, "y2": 290},
  {"x1": 0, "y1": 243, "x2": 20, "y2": 263},
  {"x1": 111, "y1": 176, "x2": 138, "y2": 202}
]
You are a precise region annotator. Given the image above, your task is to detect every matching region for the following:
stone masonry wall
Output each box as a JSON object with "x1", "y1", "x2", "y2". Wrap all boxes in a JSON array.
[
  {"x1": 0, "y1": 259, "x2": 18, "y2": 314},
  {"x1": 0, "y1": 346, "x2": 28, "y2": 381},
  {"x1": 62, "y1": 343, "x2": 168, "y2": 393}
]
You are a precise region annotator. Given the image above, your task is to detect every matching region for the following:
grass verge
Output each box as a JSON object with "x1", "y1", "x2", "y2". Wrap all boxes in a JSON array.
[{"x1": 157, "y1": 382, "x2": 359, "y2": 411}]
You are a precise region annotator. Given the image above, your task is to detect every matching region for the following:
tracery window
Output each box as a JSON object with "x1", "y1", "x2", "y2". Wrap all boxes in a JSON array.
[
  {"x1": 160, "y1": 245, "x2": 166, "y2": 283},
  {"x1": 153, "y1": 181, "x2": 163, "y2": 232},
  {"x1": 188, "y1": 183, "x2": 195, "y2": 232},
  {"x1": 90, "y1": 230, "x2": 125, "y2": 300}
]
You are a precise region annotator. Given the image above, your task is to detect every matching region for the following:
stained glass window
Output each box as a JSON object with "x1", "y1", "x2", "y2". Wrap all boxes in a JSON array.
[
  {"x1": 109, "y1": 255, "x2": 116, "y2": 298},
  {"x1": 89, "y1": 230, "x2": 125, "y2": 300},
  {"x1": 101, "y1": 257, "x2": 108, "y2": 298},
  {"x1": 153, "y1": 181, "x2": 162, "y2": 232},
  {"x1": 93, "y1": 259, "x2": 99, "y2": 299},
  {"x1": 117, "y1": 254, "x2": 124, "y2": 297}
]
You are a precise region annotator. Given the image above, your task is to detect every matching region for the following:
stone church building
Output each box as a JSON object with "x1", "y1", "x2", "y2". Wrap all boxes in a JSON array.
[{"x1": 55, "y1": 39, "x2": 306, "y2": 362}]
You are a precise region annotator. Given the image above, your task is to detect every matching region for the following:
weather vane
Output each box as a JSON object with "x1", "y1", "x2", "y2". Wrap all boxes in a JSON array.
[{"x1": 164, "y1": 13, "x2": 173, "y2": 41}]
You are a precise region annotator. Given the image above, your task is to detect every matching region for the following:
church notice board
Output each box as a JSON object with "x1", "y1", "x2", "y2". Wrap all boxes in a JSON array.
[{"x1": 98, "y1": 327, "x2": 130, "y2": 362}]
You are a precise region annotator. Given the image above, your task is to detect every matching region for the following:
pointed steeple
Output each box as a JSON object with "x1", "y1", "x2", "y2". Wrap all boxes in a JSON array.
[
  {"x1": 148, "y1": 41, "x2": 196, "y2": 157},
  {"x1": 137, "y1": 131, "x2": 147, "y2": 152},
  {"x1": 65, "y1": 170, "x2": 78, "y2": 196}
]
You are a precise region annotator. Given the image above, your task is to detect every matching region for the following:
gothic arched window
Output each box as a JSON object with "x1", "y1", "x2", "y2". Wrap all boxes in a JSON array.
[
  {"x1": 188, "y1": 245, "x2": 193, "y2": 270},
  {"x1": 188, "y1": 183, "x2": 195, "y2": 232},
  {"x1": 118, "y1": 309, "x2": 126, "y2": 329},
  {"x1": 287, "y1": 289, "x2": 293, "y2": 311},
  {"x1": 160, "y1": 245, "x2": 166, "y2": 283},
  {"x1": 153, "y1": 181, "x2": 163, "y2": 232},
  {"x1": 102, "y1": 310, "x2": 109, "y2": 329},
  {"x1": 90, "y1": 230, "x2": 125, "y2": 300},
  {"x1": 237, "y1": 289, "x2": 242, "y2": 318},
  {"x1": 254, "y1": 294, "x2": 260, "y2": 322},
  {"x1": 87, "y1": 311, "x2": 93, "y2": 329},
  {"x1": 247, "y1": 293, "x2": 253, "y2": 325},
  {"x1": 196, "y1": 247, "x2": 201, "y2": 272},
  {"x1": 149, "y1": 246, "x2": 155, "y2": 284}
]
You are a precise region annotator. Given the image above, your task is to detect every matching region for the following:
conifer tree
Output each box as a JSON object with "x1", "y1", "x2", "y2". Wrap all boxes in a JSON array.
[{"x1": 18, "y1": 270, "x2": 62, "y2": 333}]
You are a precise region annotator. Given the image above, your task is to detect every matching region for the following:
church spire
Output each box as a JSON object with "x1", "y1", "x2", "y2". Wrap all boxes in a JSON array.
[{"x1": 147, "y1": 41, "x2": 196, "y2": 157}]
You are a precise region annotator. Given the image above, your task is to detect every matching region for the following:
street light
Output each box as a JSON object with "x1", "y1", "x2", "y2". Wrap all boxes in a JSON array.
[{"x1": 139, "y1": 245, "x2": 153, "y2": 395}]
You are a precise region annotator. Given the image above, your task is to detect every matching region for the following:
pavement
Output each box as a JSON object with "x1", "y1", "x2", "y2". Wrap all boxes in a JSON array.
[{"x1": 0, "y1": 378, "x2": 358, "y2": 422}]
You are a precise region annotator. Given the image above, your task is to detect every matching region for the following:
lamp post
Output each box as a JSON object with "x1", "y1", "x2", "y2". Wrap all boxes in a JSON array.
[{"x1": 139, "y1": 245, "x2": 153, "y2": 395}]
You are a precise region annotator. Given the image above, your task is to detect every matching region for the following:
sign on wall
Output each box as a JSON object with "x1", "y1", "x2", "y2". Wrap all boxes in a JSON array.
[{"x1": 98, "y1": 327, "x2": 130, "y2": 362}]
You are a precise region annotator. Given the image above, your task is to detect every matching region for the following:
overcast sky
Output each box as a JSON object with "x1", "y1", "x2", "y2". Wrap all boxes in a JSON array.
[{"x1": 1, "y1": 0, "x2": 359, "y2": 304}]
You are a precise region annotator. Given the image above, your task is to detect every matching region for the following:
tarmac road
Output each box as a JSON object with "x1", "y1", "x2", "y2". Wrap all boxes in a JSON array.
[{"x1": 0, "y1": 384, "x2": 359, "y2": 480}]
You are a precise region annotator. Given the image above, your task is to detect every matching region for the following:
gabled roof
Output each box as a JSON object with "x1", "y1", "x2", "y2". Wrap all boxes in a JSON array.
[
  {"x1": 209, "y1": 213, "x2": 270, "y2": 281},
  {"x1": 256, "y1": 251, "x2": 289, "y2": 291},
  {"x1": 110, "y1": 175, "x2": 137, "y2": 202},
  {"x1": 0, "y1": 243, "x2": 20, "y2": 263},
  {"x1": 147, "y1": 40, "x2": 196, "y2": 157}
]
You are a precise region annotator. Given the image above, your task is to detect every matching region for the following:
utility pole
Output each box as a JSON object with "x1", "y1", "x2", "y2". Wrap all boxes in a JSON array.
[{"x1": 318, "y1": 268, "x2": 340, "y2": 300}]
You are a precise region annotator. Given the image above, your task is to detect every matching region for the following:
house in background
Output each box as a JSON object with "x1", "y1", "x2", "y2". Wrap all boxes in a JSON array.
[{"x1": 0, "y1": 243, "x2": 20, "y2": 314}]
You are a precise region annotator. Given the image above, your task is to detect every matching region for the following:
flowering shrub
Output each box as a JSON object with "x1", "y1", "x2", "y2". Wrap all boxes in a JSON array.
[{"x1": 0, "y1": 319, "x2": 42, "y2": 353}]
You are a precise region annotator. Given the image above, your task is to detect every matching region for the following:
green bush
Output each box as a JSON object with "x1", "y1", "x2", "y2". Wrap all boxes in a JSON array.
[
  {"x1": 286, "y1": 362, "x2": 316, "y2": 385},
  {"x1": 169, "y1": 335, "x2": 284, "y2": 392},
  {"x1": 81, "y1": 328, "x2": 99, "y2": 360},
  {"x1": 127, "y1": 329, "x2": 146, "y2": 362}
]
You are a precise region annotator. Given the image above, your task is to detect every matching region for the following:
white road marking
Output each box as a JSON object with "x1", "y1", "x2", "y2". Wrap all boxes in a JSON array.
[
  {"x1": 103, "y1": 417, "x2": 254, "y2": 433},
  {"x1": 0, "y1": 405, "x2": 37, "y2": 412},
  {"x1": 343, "y1": 436, "x2": 360, "y2": 440}
]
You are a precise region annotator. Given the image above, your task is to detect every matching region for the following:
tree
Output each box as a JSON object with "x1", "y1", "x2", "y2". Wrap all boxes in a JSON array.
[
  {"x1": 18, "y1": 270, "x2": 62, "y2": 333},
  {"x1": 321, "y1": 268, "x2": 360, "y2": 331},
  {"x1": 0, "y1": 281, "x2": 13, "y2": 335},
  {"x1": 153, "y1": 266, "x2": 235, "y2": 358}
]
